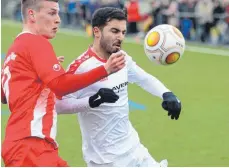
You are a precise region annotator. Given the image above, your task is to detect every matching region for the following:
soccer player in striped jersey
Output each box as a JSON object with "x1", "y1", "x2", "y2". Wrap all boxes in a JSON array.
[{"x1": 1, "y1": 1, "x2": 125, "y2": 166}]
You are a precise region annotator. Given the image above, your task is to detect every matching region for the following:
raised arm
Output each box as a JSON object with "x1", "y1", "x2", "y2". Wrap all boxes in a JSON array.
[{"x1": 30, "y1": 36, "x2": 125, "y2": 98}]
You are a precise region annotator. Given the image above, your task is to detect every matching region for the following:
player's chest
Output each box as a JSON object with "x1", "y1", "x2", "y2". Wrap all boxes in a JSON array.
[{"x1": 95, "y1": 66, "x2": 128, "y2": 90}]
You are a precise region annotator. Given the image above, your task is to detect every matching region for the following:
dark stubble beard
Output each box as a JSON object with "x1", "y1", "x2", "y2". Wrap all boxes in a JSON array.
[{"x1": 100, "y1": 33, "x2": 119, "y2": 56}]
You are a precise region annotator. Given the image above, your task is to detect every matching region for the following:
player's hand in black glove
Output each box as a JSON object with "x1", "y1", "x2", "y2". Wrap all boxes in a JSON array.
[
  {"x1": 162, "y1": 92, "x2": 181, "y2": 120},
  {"x1": 89, "y1": 88, "x2": 119, "y2": 108}
]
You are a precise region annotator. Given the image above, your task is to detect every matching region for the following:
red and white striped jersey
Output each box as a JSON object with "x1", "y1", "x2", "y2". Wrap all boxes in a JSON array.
[{"x1": 1, "y1": 32, "x2": 65, "y2": 146}]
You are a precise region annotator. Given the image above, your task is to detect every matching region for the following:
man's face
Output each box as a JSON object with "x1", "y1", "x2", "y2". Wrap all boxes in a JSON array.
[
  {"x1": 99, "y1": 19, "x2": 127, "y2": 55},
  {"x1": 32, "y1": 1, "x2": 60, "y2": 39}
]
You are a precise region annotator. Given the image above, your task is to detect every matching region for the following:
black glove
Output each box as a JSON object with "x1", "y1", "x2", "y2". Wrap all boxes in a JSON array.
[
  {"x1": 162, "y1": 92, "x2": 181, "y2": 120},
  {"x1": 89, "y1": 88, "x2": 119, "y2": 108}
]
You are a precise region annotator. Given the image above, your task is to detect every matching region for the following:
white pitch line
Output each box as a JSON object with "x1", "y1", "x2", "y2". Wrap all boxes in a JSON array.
[
  {"x1": 2, "y1": 20, "x2": 229, "y2": 57},
  {"x1": 185, "y1": 46, "x2": 229, "y2": 56}
]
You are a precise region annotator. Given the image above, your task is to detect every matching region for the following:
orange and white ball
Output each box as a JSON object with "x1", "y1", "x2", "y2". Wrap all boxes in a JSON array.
[{"x1": 144, "y1": 24, "x2": 185, "y2": 65}]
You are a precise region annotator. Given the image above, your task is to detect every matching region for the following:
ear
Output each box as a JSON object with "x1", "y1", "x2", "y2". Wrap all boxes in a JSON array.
[
  {"x1": 93, "y1": 27, "x2": 101, "y2": 38},
  {"x1": 28, "y1": 9, "x2": 36, "y2": 23}
]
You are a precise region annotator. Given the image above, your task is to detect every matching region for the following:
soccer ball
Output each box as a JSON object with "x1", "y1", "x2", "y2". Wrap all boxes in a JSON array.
[{"x1": 144, "y1": 24, "x2": 185, "y2": 65}]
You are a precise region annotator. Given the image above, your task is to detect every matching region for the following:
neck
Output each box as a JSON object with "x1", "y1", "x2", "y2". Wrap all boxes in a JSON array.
[
  {"x1": 22, "y1": 22, "x2": 38, "y2": 35},
  {"x1": 91, "y1": 42, "x2": 110, "y2": 60}
]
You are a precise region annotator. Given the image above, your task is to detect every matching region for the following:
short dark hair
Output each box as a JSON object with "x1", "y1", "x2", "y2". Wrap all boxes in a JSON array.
[
  {"x1": 21, "y1": 0, "x2": 59, "y2": 20},
  {"x1": 91, "y1": 7, "x2": 127, "y2": 29}
]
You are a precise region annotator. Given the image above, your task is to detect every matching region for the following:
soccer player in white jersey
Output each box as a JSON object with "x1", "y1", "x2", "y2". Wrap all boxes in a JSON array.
[{"x1": 56, "y1": 7, "x2": 181, "y2": 167}]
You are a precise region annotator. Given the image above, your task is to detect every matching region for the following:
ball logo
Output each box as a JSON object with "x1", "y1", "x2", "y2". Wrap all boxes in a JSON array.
[
  {"x1": 147, "y1": 31, "x2": 160, "y2": 46},
  {"x1": 166, "y1": 52, "x2": 180, "y2": 64},
  {"x1": 53, "y1": 64, "x2": 61, "y2": 71}
]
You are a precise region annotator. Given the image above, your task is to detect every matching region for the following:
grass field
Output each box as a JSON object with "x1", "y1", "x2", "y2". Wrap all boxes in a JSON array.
[{"x1": 1, "y1": 21, "x2": 229, "y2": 167}]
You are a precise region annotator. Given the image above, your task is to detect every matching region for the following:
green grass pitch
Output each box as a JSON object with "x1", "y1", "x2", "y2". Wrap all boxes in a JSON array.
[{"x1": 1, "y1": 22, "x2": 229, "y2": 166}]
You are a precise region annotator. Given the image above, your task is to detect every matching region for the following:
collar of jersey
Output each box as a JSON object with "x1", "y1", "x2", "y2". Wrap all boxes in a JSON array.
[
  {"x1": 88, "y1": 47, "x2": 107, "y2": 63},
  {"x1": 16, "y1": 31, "x2": 33, "y2": 38}
]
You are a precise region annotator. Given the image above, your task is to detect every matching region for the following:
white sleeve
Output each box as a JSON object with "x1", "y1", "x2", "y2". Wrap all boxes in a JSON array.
[
  {"x1": 55, "y1": 94, "x2": 91, "y2": 114},
  {"x1": 56, "y1": 59, "x2": 92, "y2": 114},
  {"x1": 127, "y1": 55, "x2": 170, "y2": 99}
]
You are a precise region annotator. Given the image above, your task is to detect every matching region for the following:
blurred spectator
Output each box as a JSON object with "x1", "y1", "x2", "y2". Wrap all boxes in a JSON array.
[
  {"x1": 87, "y1": 0, "x2": 100, "y2": 22},
  {"x1": 126, "y1": 0, "x2": 142, "y2": 34},
  {"x1": 14, "y1": 1, "x2": 22, "y2": 21},
  {"x1": 150, "y1": 0, "x2": 162, "y2": 27},
  {"x1": 64, "y1": 0, "x2": 80, "y2": 26},
  {"x1": 79, "y1": 0, "x2": 90, "y2": 22},
  {"x1": 99, "y1": 0, "x2": 123, "y2": 8},
  {"x1": 163, "y1": 0, "x2": 179, "y2": 27},
  {"x1": 209, "y1": 0, "x2": 225, "y2": 44},
  {"x1": 226, "y1": 0, "x2": 229, "y2": 23},
  {"x1": 178, "y1": 0, "x2": 189, "y2": 20},
  {"x1": 179, "y1": 0, "x2": 197, "y2": 40},
  {"x1": 187, "y1": 0, "x2": 197, "y2": 39},
  {"x1": 195, "y1": 0, "x2": 214, "y2": 42},
  {"x1": 212, "y1": 0, "x2": 225, "y2": 26},
  {"x1": 224, "y1": 0, "x2": 229, "y2": 43}
]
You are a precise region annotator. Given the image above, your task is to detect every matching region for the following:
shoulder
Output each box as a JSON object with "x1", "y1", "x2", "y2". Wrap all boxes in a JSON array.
[
  {"x1": 66, "y1": 51, "x2": 96, "y2": 74},
  {"x1": 17, "y1": 33, "x2": 47, "y2": 42},
  {"x1": 7, "y1": 34, "x2": 48, "y2": 58},
  {"x1": 17, "y1": 33, "x2": 52, "y2": 48}
]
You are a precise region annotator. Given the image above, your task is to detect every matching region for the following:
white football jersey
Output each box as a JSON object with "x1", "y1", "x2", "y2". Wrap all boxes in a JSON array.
[{"x1": 58, "y1": 47, "x2": 170, "y2": 164}]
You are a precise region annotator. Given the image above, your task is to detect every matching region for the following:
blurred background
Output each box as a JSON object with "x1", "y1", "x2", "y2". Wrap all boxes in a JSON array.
[
  {"x1": 1, "y1": 0, "x2": 229, "y2": 167},
  {"x1": 2, "y1": 0, "x2": 229, "y2": 45}
]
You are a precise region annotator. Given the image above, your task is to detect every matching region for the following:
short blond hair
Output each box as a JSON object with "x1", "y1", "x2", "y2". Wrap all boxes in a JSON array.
[{"x1": 21, "y1": 0, "x2": 59, "y2": 20}]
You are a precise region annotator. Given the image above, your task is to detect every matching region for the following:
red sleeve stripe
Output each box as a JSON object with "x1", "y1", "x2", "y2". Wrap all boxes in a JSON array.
[{"x1": 67, "y1": 51, "x2": 92, "y2": 74}]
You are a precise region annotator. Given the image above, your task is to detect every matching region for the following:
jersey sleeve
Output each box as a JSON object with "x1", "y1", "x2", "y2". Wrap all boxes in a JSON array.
[
  {"x1": 126, "y1": 54, "x2": 170, "y2": 98},
  {"x1": 29, "y1": 36, "x2": 65, "y2": 85},
  {"x1": 55, "y1": 94, "x2": 91, "y2": 114}
]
